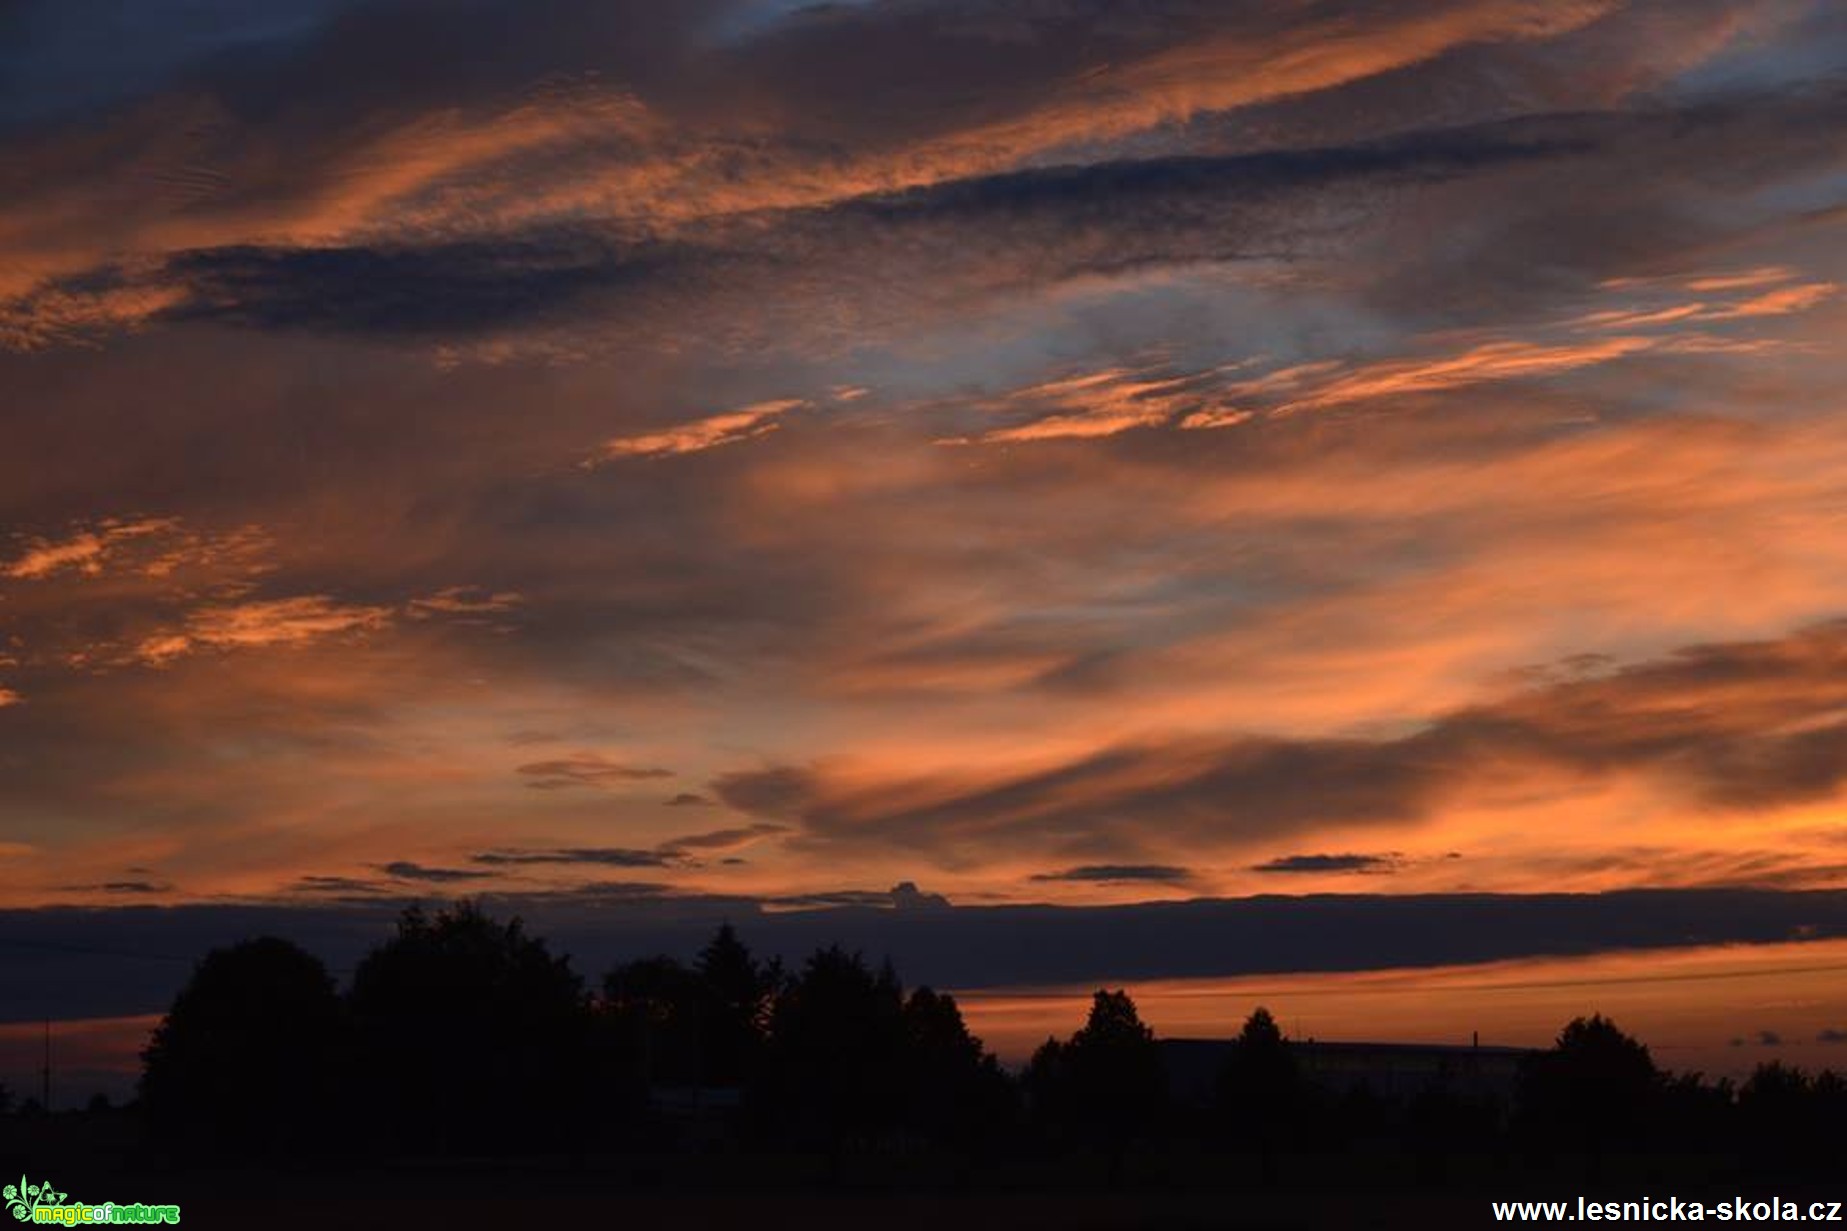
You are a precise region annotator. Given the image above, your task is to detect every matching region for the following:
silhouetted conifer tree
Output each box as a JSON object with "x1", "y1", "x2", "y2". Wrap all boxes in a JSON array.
[
  {"x1": 1026, "y1": 989, "x2": 1165, "y2": 1171},
  {"x1": 763, "y1": 945, "x2": 908, "y2": 1148}
]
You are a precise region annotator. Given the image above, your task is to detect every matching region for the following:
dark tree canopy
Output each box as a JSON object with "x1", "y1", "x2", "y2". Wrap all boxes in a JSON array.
[
  {"x1": 348, "y1": 902, "x2": 594, "y2": 1152},
  {"x1": 603, "y1": 953, "x2": 707, "y2": 1091},
  {"x1": 1027, "y1": 989, "x2": 1166, "y2": 1147},
  {"x1": 601, "y1": 924, "x2": 778, "y2": 1094},
  {"x1": 762, "y1": 945, "x2": 909, "y2": 1145},
  {"x1": 139, "y1": 936, "x2": 345, "y2": 1154},
  {"x1": 901, "y1": 986, "x2": 1017, "y2": 1144},
  {"x1": 121, "y1": 909, "x2": 1847, "y2": 1186},
  {"x1": 1518, "y1": 1013, "x2": 1661, "y2": 1145},
  {"x1": 1216, "y1": 1006, "x2": 1303, "y2": 1141},
  {"x1": 1737, "y1": 1062, "x2": 1847, "y2": 1169},
  {"x1": 695, "y1": 922, "x2": 778, "y2": 1087}
]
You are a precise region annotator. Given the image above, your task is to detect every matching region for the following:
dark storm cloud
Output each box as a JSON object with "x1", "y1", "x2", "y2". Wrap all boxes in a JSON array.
[{"x1": 715, "y1": 620, "x2": 1847, "y2": 859}]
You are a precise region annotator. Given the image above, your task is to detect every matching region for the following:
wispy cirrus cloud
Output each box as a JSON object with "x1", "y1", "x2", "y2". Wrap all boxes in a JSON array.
[
  {"x1": 3, "y1": 518, "x2": 181, "y2": 580},
  {"x1": 137, "y1": 595, "x2": 393, "y2": 664},
  {"x1": 943, "y1": 265, "x2": 1837, "y2": 444},
  {"x1": 713, "y1": 618, "x2": 1847, "y2": 882},
  {"x1": 471, "y1": 847, "x2": 673, "y2": 869},
  {"x1": 587, "y1": 398, "x2": 806, "y2": 462},
  {"x1": 3, "y1": 0, "x2": 1846, "y2": 939}
]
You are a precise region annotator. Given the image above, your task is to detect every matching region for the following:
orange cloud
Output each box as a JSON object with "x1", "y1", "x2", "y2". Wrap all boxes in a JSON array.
[
  {"x1": 588, "y1": 398, "x2": 806, "y2": 462},
  {"x1": 2, "y1": 518, "x2": 184, "y2": 580},
  {"x1": 942, "y1": 368, "x2": 1233, "y2": 444},
  {"x1": 901, "y1": 0, "x2": 1614, "y2": 199},
  {"x1": 1263, "y1": 336, "x2": 1658, "y2": 417},
  {"x1": 136, "y1": 596, "x2": 394, "y2": 665},
  {"x1": 1708, "y1": 281, "x2": 1838, "y2": 319},
  {"x1": 0, "y1": 0, "x2": 1625, "y2": 352},
  {"x1": 406, "y1": 586, "x2": 524, "y2": 619}
]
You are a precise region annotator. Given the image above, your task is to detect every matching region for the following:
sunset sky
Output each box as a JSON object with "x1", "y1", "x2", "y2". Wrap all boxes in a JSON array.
[{"x1": 4, "y1": 0, "x2": 1847, "y2": 1093}]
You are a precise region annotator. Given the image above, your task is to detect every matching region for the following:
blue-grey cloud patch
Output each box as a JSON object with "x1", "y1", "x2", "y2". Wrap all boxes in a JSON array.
[
  {"x1": 516, "y1": 755, "x2": 676, "y2": 790},
  {"x1": 471, "y1": 847, "x2": 676, "y2": 869},
  {"x1": 771, "y1": 881, "x2": 951, "y2": 911},
  {"x1": 292, "y1": 875, "x2": 390, "y2": 896},
  {"x1": 659, "y1": 822, "x2": 787, "y2": 852},
  {"x1": 1252, "y1": 853, "x2": 1401, "y2": 875},
  {"x1": 14, "y1": 888, "x2": 1847, "y2": 1024},
  {"x1": 1031, "y1": 864, "x2": 1192, "y2": 884},
  {"x1": 470, "y1": 822, "x2": 785, "y2": 871},
  {"x1": 379, "y1": 860, "x2": 494, "y2": 884},
  {"x1": 60, "y1": 880, "x2": 173, "y2": 895},
  {"x1": 0, "y1": 0, "x2": 362, "y2": 124},
  {"x1": 160, "y1": 235, "x2": 693, "y2": 336}
]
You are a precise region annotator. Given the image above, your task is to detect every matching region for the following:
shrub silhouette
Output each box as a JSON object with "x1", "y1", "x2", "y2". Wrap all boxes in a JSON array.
[{"x1": 139, "y1": 936, "x2": 345, "y2": 1155}]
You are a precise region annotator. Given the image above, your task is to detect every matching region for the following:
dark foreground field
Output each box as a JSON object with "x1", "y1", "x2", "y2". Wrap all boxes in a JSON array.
[{"x1": 9, "y1": 1115, "x2": 1838, "y2": 1231}]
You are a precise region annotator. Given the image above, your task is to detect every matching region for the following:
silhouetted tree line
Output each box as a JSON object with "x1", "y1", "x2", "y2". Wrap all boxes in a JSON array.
[{"x1": 130, "y1": 903, "x2": 1847, "y2": 1181}]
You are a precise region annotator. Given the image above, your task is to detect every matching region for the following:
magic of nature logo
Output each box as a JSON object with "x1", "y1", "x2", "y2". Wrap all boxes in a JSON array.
[{"x1": 5, "y1": 1175, "x2": 180, "y2": 1225}]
